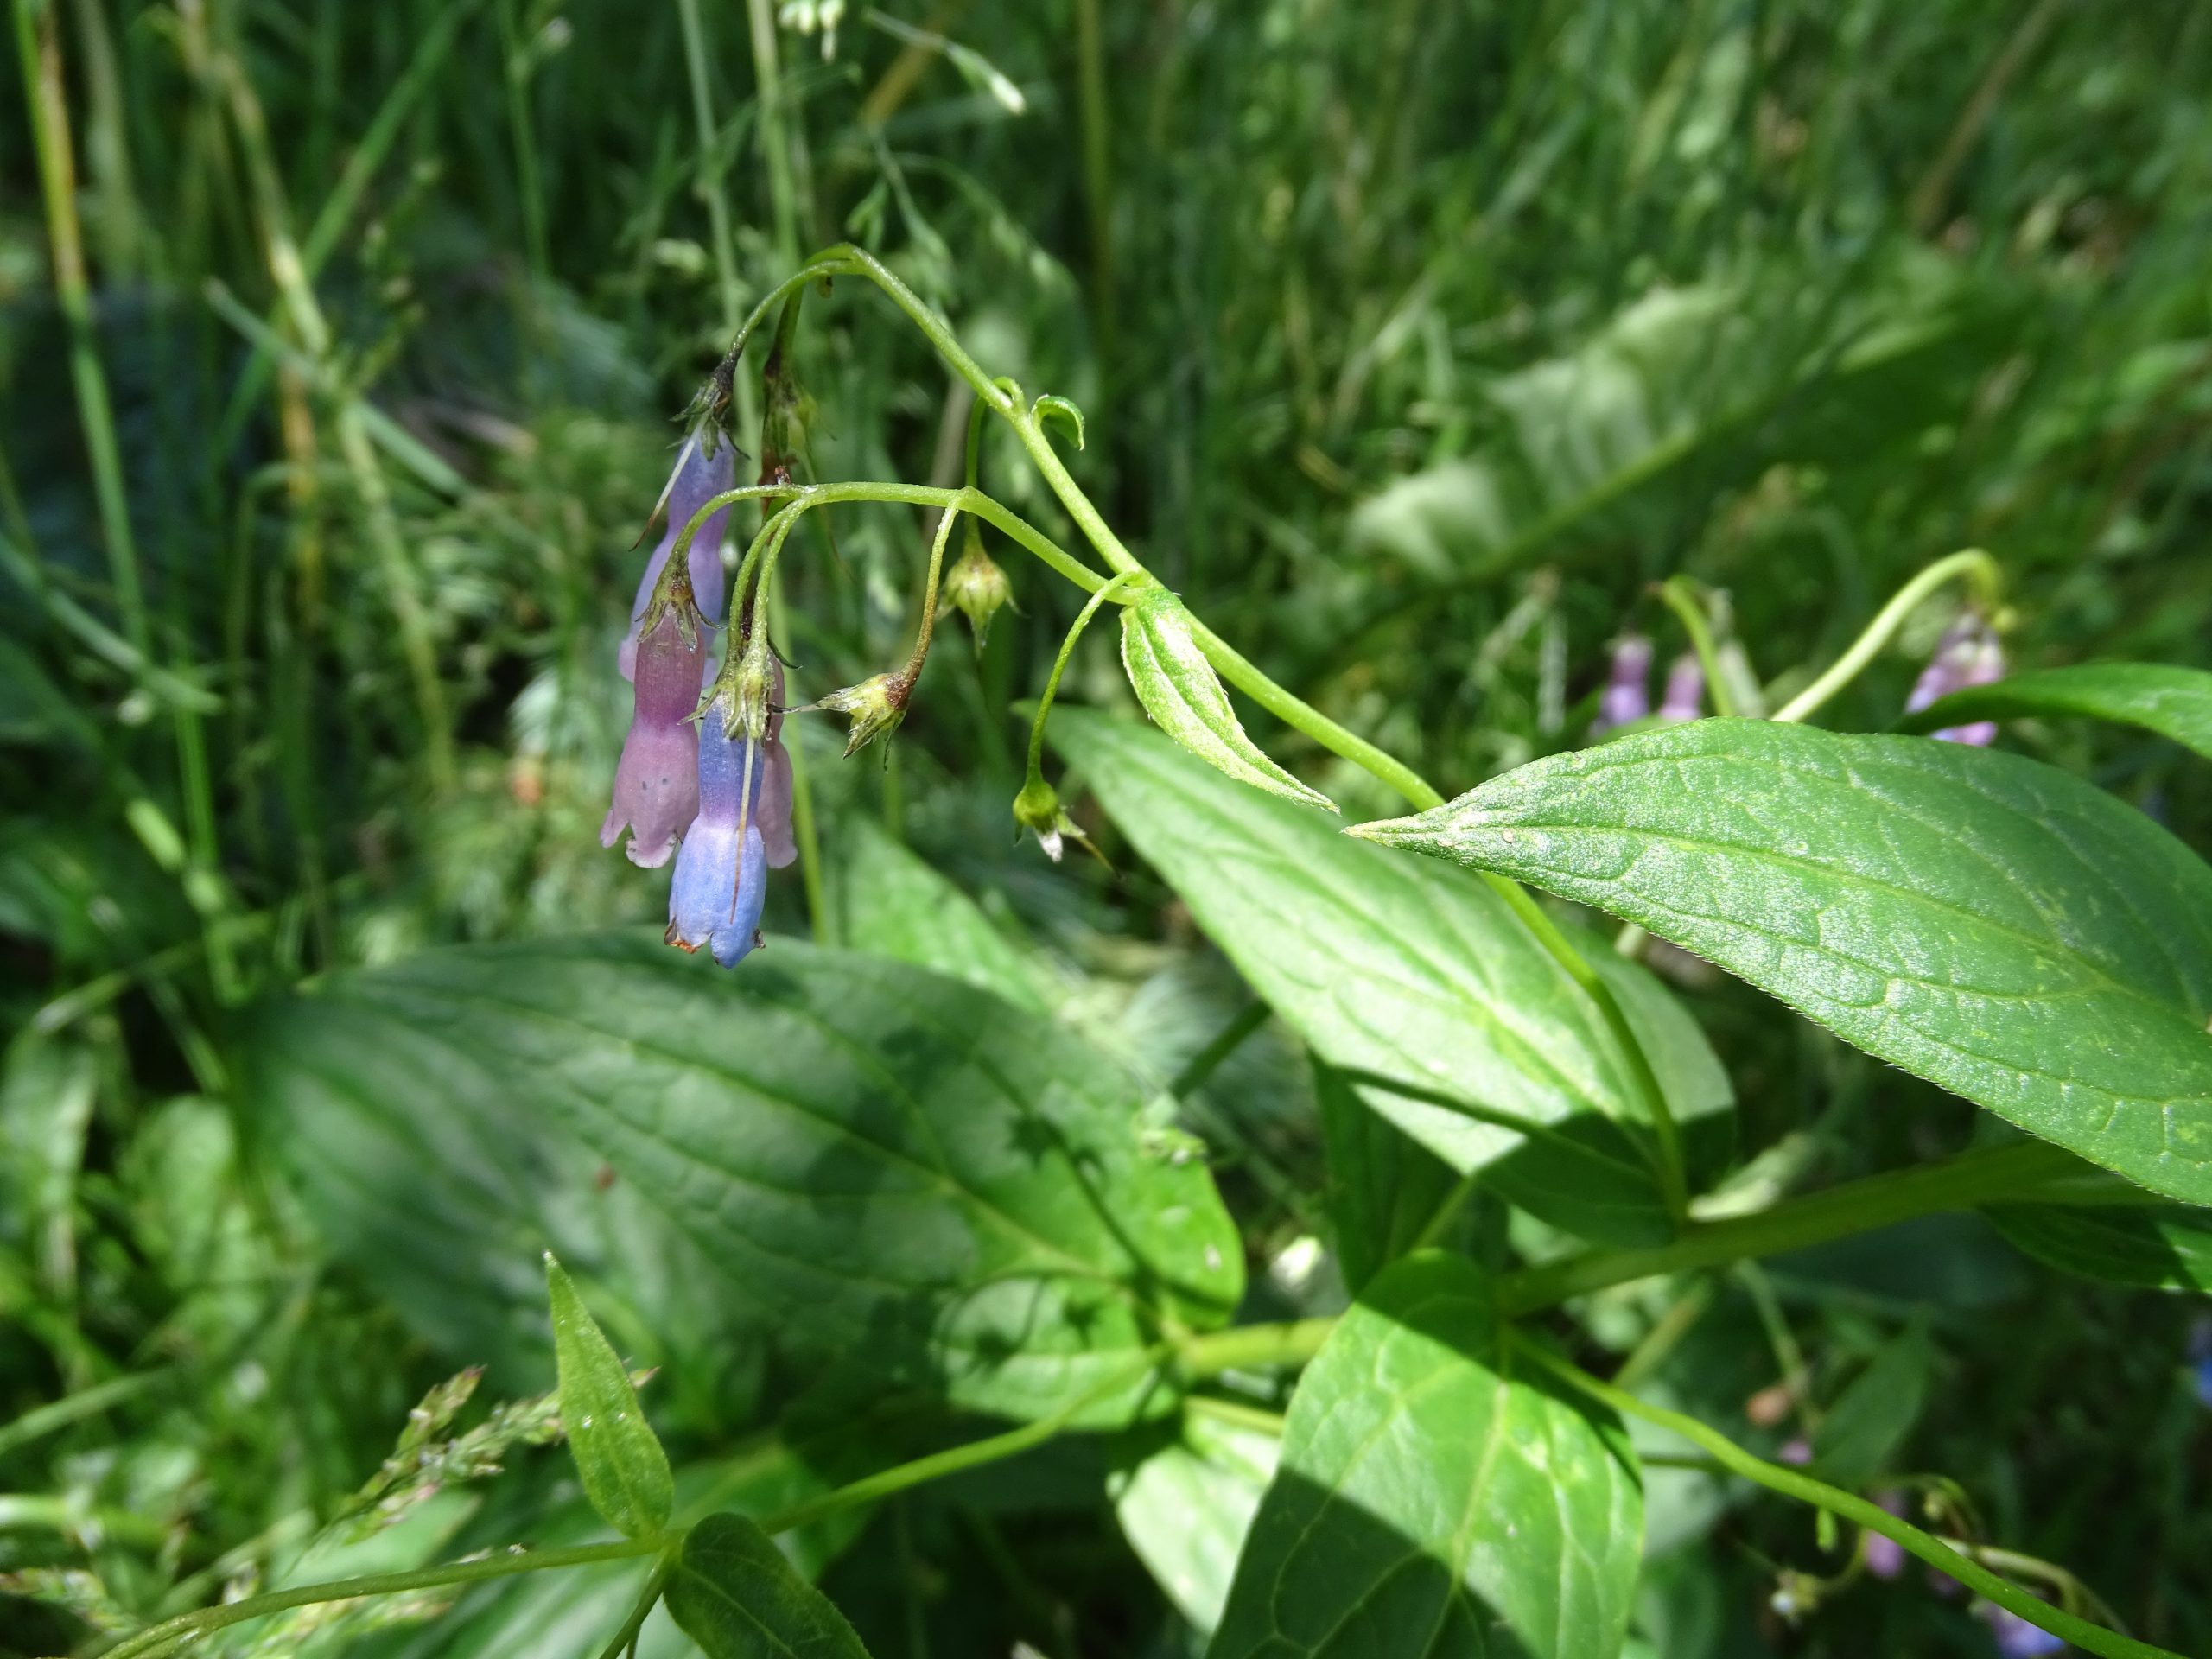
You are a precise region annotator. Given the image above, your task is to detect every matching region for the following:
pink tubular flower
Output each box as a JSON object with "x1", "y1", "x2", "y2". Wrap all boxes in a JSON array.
[
  {"x1": 620, "y1": 440, "x2": 735, "y2": 681},
  {"x1": 1657, "y1": 652, "x2": 1705, "y2": 721},
  {"x1": 601, "y1": 585, "x2": 709, "y2": 868},
  {"x1": 1591, "y1": 636, "x2": 1654, "y2": 734},
  {"x1": 1906, "y1": 616, "x2": 2005, "y2": 745}
]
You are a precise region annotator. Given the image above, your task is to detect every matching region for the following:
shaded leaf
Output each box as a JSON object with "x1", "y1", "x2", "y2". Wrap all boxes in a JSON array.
[
  {"x1": 666, "y1": 1511, "x2": 871, "y2": 1659},
  {"x1": 1811, "y1": 1321, "x2": 1931, "y2": 1485},
  {"x1": 251, "y1": 935, "x2": 1241, "y2": 1425},
  {"x1": 1312, "y1": 1057, "x2": 1458, "y2": 1294},
  {"x1": 545, "y1": 1253, "x2": 674, "y2": 1539},
  {"x1": 1987, "y1": 1203, "x2": 2212, "y2": 1293},
  {"x1": 1119, "y1": 587, "x2": 1336, "y2": 810},
  {"x1": 1897, "y1": 662, "x2": 2212, "y2": 761},
  {"x1": 1209, "y1": 1253, "x2": 1642, "y2": 1659},
  {"x1": 1357, "y1": 722, "x2": 2212, "y2": 1205},
  {"x1": 1052, "y1": 709, "x2": 1732, "y2": 1245}
]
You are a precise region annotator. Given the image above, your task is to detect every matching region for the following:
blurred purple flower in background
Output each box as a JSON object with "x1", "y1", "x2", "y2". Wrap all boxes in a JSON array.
[
  {"x1": 1591, "y1": 636, "x2": 1654, "y2": 734},
  {"x1": 2190, "y1": 1316, "x2": 2212, "y2": 1409},
  {"x1": 601, "y1": 582, "x2": 708, "y2": 868},
  {"x1": 1657, "y1": 652, "x2": 1705, "y2": 721},
  {"x1": 620, "y1": 441, "x2": 735, "y2": 681},
  {"x1": 1978, "y1": 1601, "x2": 2066, "y2": 1656},
  {"x1": 1864, "y1": 1491, "x2": 1908, "y2": 1580},
  {"x1": 1906, "y1": 615, "x2": 2005, "y2": 745}
]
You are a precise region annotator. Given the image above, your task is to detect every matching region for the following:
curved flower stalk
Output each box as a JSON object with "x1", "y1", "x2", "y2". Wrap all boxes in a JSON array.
[
  {"x1": 1906, "y1": 615, "x2": 2005, "y2": 745},
  {"x1": 620, "y1": 441, "x2": 735, "y2": 682},
  {"x1": 601, "y1": 571, "x2": 709, "y2": 868}
]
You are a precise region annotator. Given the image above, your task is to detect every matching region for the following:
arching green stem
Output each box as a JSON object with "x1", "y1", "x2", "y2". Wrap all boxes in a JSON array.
[
  {"x1": 1026, "y1": 569, "x2": 1143, "y2": 789},
  {"x1": 1657, "y1": 575, "x2": 1739, "y2": 718},
  {"x1": 1773, "y1": 548, "x2": 2003, "y2": 724},
  {"x1": 1511, "y1": 1338, "x2": 2176, "y2": 1659}
]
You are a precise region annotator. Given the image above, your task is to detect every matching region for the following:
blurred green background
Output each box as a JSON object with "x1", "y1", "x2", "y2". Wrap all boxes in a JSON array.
[{"x1": 3, "y1": 2, "x2": 2210, "y2": 1655}]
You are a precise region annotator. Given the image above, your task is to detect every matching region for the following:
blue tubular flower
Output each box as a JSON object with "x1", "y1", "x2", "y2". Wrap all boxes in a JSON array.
[
  {"x1": 620, "y1": 440, "x2": 735, "y2": 681},
  {"x1": 601, "y1": 595, "x2": 708, "y2": 868},
  {"x1": 666, "y1": 705, "x2": 772, "y2": 967},
  {"x1": 1591, "y1": 636, "x2": 1653, "y2": 734}
]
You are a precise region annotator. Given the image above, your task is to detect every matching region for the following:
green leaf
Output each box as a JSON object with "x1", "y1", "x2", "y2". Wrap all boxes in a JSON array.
[
  {"x1": 1118, "y1": 587, "x2": 1337, "y2": 811},
  {"x1": 1356, "y1": 721, "x2": 2212, "y2": 1205},
  {"x1": 1896, "y1": 662, "x2": 2212, "y2": 761},
  {"x1": 1111, "y1": 1413, "x2": 1280, "y2": 1635},
  {"x1": 544, "y1": 1253, "x2": 674, "y2": 1540},
  {"x1": 1312, "y1": 1058, "x2": 1458, "y2": 1294},
  {"x1": 1208, "y1": 1253, "x2": 1642, "y2": 1659},
  {"x1": 1810, "y1": 1321, "x2": 1931, "y2": 1485},
  {"x1": 1050, "y1": 709, "x2": 1733, "y2": 1245},
  {"x1": 836, "y1": 818, "x2": 1046, "y2": 1014},
  {"x1": 1986, "y1": 1202, "x2": 2212, "y2": 1292},
  {"x1": 665, "y1": 1511, "x2": 873, "y2": 1659},
  {"x1": 1033, "y1": 392, "x2": 1085, "y2": 450},
  {"x1": 251, "y1": 934, "x2": 1241, "y2": 1424}
]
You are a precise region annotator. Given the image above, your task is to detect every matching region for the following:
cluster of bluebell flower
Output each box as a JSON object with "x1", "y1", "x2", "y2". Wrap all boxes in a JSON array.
[{"x1": 601, "y1": 436, "x2": 797, "y2": 968}]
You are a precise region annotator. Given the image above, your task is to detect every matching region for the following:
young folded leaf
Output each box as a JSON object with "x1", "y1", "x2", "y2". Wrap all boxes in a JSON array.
[
  {"x1": 664, "y1": 1511, "x2": 872, "y2": 1659},
  {"x1": 1896, "y1": 661, "x2": 2212, "y2": 762},
  {"x1": 1207, "y1": 1252, "x2": 1641, "y2": 1659},
  {"x1": 1119, "y1": 585, "x2": 1336, "y2": 810},
  {"x1": 1353, "y1": 722, "x2": 2212, "y2": 1205},
  {"x1": 543, "y1": 1252, "x2": 674, "y2": 1540}
]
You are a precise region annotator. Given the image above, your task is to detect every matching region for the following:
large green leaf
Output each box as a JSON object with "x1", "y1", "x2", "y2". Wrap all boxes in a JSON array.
[
  {"x1": 1208, "y1": 1253, "x2": 1642, "y2": 1659},
  {"x1": 1355, "y1": 721, "x2": 2212, "y2": 1205},
  {"x1": 1051, "y1": 709, "x2": 1733, "y2": 1245},
  {"x1": 1896, "y1": 662, "x2": 2212, "y2": 761},
  {"x1": 666, "y1": 1512, "x2": 872, "y2": 1659},
  {"x1": 251, "y1": 934, "x2": 1242, "y2": 1423},
  {"x1": 836, "y1": 817, "x2": 1047, "y2": 1013},
  {"x1": 1986, "y1": 1203, "x2": 2212, "y2": 1293}
]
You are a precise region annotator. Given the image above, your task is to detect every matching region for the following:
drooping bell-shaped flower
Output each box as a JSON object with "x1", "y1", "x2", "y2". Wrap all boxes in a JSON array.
[
  {"x1": 1905, "y1": 615, "x2": 2005, "y2": 745},
  {"x1": 666, "y1": 704, "x2": 772, "y2": 968},
  {"x1": 620, "y1": 440, "x2": 735, "y2": 681},
  {"x1": 1657, "y1": 653, "x2": 1705, "y2": 721},
  {"x1": 601, "y1": 575, "x2": 709, "y2": 868},
  {"x1": 1591, "y1": 636, "x2": 1653, "y2": 734},
  {"x1": 1863, "y1": 1492, "x2": 1908, "y2": 1580}
]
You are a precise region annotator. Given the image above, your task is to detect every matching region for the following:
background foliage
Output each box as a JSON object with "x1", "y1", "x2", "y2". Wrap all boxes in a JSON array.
[{"x1": 4, "y1": 1, "x2": 2211, "y2": 1656}]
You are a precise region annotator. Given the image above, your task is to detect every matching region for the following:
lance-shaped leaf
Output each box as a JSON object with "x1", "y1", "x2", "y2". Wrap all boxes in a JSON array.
[
  {"x1": 1050, "y1": 709, "x2": 1732, "y2": 1246},
  {"x1": 1120, "y1": 585, "x2": 1336, "y2": 810},
  {"x1": 1986, "y1": 1203, "x2": 2212, "y2": 1293},
  {"x1": 1355, "y1": 722, "x2": 2212, "y2": 1205},
  {"x1": 666, "y1": 1511, "x2": 873, "y2": 1659},
  {"x1": 251, "y1": 935, "x2": 1242, "y2": 1426},
  {"x1": 1208, "y1": 1253, "x2": 1642, "y2": 1659},
  {"x1": 1896, "y1": 661, "x2": 2212, "y2": 761},
  {"x1": 545, "y1": 1253, "x2": 675, "y2": 1538}
]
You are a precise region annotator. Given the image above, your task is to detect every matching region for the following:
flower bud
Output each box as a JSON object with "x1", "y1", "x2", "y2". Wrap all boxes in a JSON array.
[
  {"x1": 808, "y1": 671, "x2": 912, "y2": 758},
  {"x1": 1591, "y1": 636, "x2": 1653, "y2": 734},
  {"x1": 1014, "y1": 776, "x2": 1088, "y2": 864},
  {"x1": 944, "y1": 533, "x2": 1013, "y2": 648},
  {"x1": 1657, "y1": 652, "x2": 1705, "y2": 721}
]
